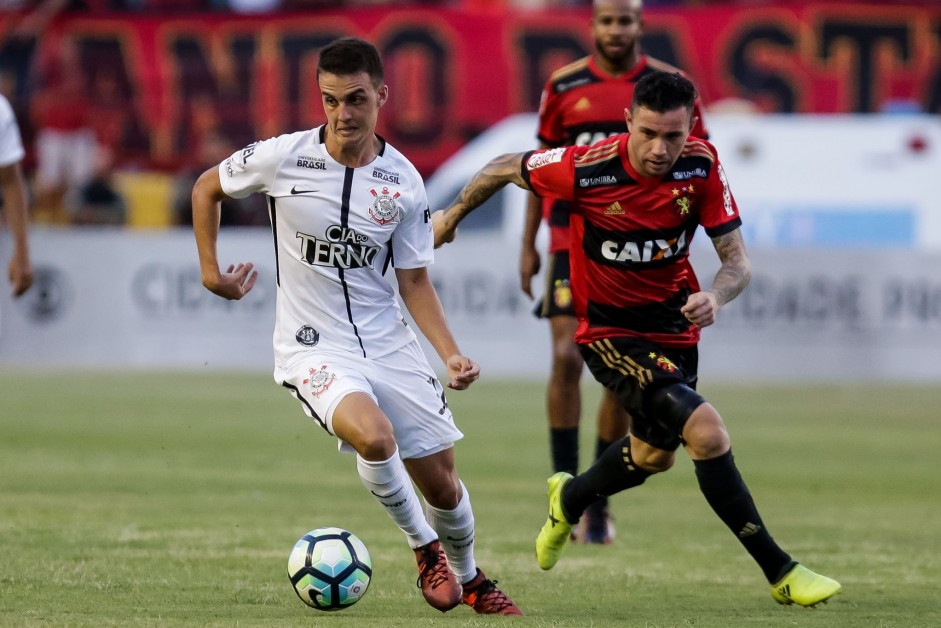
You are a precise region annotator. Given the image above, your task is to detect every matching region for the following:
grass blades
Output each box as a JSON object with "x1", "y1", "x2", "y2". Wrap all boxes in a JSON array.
[{"x1": 1, "y1": 371, "x2": 939, "y2": 627}]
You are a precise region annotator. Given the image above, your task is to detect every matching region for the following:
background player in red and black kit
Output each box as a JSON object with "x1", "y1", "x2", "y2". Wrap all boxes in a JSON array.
[
  {"x1": 434, "y1": 71, "x2": 841, "y2": 608},
  {"x1": 521, "y1": 0, "x2": 709, "y2": 544}
]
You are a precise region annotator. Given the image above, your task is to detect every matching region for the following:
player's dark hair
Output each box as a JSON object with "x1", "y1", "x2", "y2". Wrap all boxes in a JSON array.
[
  {"x1": 317, "y1": 37, "x2": 384, "y2": 86},
  {"x1": 631, "y1": 71, "x2": 696, "y2": 114}
]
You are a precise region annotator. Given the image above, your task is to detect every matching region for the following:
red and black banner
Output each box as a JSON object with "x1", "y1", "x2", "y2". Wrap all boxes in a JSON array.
[{"x1": 2, "y1": 2, "x2": 938, "y2": 174}]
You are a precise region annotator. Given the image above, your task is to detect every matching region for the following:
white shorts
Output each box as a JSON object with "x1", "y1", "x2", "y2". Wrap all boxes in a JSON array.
[
  {"x1": 275, "y1": 339, "x2": 464, "y2": 459},
  {"x1": 35, "y1": 128, "x2": 97, "y2": 189}
]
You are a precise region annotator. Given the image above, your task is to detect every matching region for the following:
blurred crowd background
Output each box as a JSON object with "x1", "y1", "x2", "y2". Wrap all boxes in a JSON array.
[{"x1": 0, "y1": 0, "x2": 938, "y2": 228}]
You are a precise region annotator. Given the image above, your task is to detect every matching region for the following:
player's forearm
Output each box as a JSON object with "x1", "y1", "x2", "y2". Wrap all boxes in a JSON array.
[
  {"x1": 445, "y1": 152, "x2": 529, "y2": 226},
  {"x1": 0, "y1": 164, "x2": 29, "y2": 249},
  {"x1": 191, "y1": 168, "x2": 226, "y2": 286},
  {"x1": 397, "y1": 269, "x2": 461, "y2": 363},
  {"x1": 708, "y1": 230, "x2": 751, "y2": 307},
  {"x1": 413, "y1": 304, "x2": 462, "y2": 366},
  {"x1": 521, "y1": 193, "x2": 542, "y2": 250}
]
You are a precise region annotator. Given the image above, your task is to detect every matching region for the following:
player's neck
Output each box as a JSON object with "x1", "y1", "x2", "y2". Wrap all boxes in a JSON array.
[
  {"x1": 324, "y1": 132, "x2": 382, "y2": 168},
  {"x1": 594, "y1": 51, "x2": 641, "y2": 77}
]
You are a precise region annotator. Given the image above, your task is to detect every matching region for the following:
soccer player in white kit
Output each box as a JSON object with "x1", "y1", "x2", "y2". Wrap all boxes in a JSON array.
[
  {"x1": 0, "y1": 93, "x2": 33, "y2": 304},
  {"x1": 191, "y1": 37, "x2": 521, "y2": 616}
]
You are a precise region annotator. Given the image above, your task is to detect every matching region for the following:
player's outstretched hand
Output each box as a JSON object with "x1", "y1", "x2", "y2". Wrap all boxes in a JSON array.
[
  {"x1": 432, "y1": 210, "x2": 457, "y2": 249},
  {"x1": 681, "y1": 290, "x2": 719, "y2": 328},
  {"x1": 204, "y1": 262, "x2": 258, "y2": 300},
  {"x1": 519, "y1": 245, "x2": 541, "y2": 300},
  {"x1": 8, "y1": 251, "x2": 33, "y2": 298},
  {"x1": 445, "y1": 354, "x2": 480, "y2": 390}
]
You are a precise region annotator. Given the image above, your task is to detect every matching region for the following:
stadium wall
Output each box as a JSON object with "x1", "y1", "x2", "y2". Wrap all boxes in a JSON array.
[{"x1": 2, "y1": 229, "x2": 940, "y2": 382}]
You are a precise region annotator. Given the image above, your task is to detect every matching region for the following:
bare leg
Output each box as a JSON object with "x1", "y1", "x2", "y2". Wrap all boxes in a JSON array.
[
  {"x1": 332, "y1": 392, "x2": 435, "y2": 548},
  {"x1": 596, "y1": 387, "x2": 630, "y2": 442}
]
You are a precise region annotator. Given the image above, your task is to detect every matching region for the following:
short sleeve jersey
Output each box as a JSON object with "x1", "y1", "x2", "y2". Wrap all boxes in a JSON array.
[
  {"x1": 537, "y1": 55, "x2": 709, "y2": 254},
  {"x1": 521, "y1": 134, "x2": 741, "y2": 348},
  {"x1": 0, "y1": 95, "x2": 25, "y2": 167},
  {"x1": 219, "y1": 126, "x2": 433, "y2": 367}
]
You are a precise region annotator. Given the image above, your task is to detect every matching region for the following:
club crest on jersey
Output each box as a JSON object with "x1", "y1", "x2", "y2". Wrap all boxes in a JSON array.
[
  {"x1": 649, "y1": 352, "x2": 678, "y2": 373},
  {"x1": 304, "y1": 365, "x2": 336, "y2": 398},
  {"x1": 672, "y1": 185, "x2": 695, "y2": 215},
  {"x1": 553, "y1": 279, "x2": 572, "y2": 309},
  {"x1": 369, "y1": 187, "x2": 401, "y2": 225},
  {"x1": 295, "y1": 325, "x2": 320, "y2": 347}
]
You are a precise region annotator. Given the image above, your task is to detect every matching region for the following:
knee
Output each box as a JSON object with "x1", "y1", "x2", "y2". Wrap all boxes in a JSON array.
[
  {"x1": 350, "y1": 422, "x2": 397, "y2": 460},
  {"x1": 551, "y1": 341, "x2": 582, "y2": 378},
  {"x1": 424, "y1": 478, "x2": 461, "y2": 510},
  {"x1": 682, "y1": 403, "x2": 730, "y2": 459}
]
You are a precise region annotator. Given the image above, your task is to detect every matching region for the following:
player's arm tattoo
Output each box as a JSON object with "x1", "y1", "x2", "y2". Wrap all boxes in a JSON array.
[
  {"x1": 447, "y1": 152, "x2": 530, "y2": 222},
  {"x1": 709, "y1": 228, "x2": 751, "y2": 307}
]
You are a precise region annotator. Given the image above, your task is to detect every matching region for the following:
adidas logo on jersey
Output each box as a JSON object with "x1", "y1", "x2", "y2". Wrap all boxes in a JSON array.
[{"x1": 604, "y1": 202, "x2": 625, "y2": 215}]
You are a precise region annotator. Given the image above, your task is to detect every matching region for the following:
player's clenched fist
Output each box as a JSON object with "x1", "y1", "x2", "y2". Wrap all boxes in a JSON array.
[
  {"x1": 680, "y1": 291, "x2": 719, "y2": 328},
  {"x1": 431, "y1": 210, "x2": 457, "y2": 249}
]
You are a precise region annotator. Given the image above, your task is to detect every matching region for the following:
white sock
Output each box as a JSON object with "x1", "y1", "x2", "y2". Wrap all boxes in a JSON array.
[
  {"x1": 356, "y1": 451, "x2": 437, "y2": 549},
  {"x1": 424, "y1": 481, "x2": 477, "y2": 583}
]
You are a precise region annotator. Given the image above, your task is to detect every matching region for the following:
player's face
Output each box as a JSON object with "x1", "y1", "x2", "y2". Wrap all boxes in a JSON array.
[
  {"x1": 625, "y1": 105, "x2": 693, "y2": 178},
  {"x1": 319, "y1": 71, "x2": 388, "y2": 152},
  {"x1": 592, "y1": 0, "x2": 643, "y2": 68}
]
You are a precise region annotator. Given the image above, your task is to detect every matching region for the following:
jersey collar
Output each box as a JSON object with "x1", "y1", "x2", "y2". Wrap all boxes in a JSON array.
[{"x1": 589, "y1": 54, "x2": 647, "y2": 82}]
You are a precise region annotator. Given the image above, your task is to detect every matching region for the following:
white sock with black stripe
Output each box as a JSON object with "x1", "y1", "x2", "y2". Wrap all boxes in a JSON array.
[
  {"x1": 423, "y1": 481, "x2": 477, "y2": 584},
  {"x1": 356, "y1": 450, "x2": 436, "y2": 549}
]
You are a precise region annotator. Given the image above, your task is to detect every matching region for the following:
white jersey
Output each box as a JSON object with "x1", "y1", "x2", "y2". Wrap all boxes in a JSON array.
[
  {"x1": 0, "y1": 95, "x2": 25, "y2": 167},
  {"x1": 219, "y1": 126, "x2": 433, "y2": 369}
]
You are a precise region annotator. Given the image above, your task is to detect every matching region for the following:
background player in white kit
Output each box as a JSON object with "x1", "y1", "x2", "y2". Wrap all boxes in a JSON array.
[
  {"x1": 190, "y1": 37, "x2": 520, "y2": 616},
  {"x1": 0, "y1": 93, "x2": 32, "y2": 304}
]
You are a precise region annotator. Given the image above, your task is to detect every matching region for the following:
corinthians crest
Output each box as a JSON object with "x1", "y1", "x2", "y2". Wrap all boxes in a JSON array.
[
  {"x1": 304, "y1": 365, "x2": 336, "y2": 398},
  {"x1": 368, "y1": 186, "x2": 401, "y2": 225}
]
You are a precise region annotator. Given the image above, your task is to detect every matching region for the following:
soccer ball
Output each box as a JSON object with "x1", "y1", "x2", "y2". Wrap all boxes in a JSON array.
[{"x1": 287, "y1": 527, "x2": 372, "y2": 611}]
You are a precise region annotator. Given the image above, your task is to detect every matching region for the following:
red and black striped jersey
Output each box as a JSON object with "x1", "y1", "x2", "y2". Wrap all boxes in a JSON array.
[
  {"x1": 537, "y1": 54, "x2": 709, "y2": 253},
  {"x1": 521, "y1": 134, "x2": 741, "y2": 348}
]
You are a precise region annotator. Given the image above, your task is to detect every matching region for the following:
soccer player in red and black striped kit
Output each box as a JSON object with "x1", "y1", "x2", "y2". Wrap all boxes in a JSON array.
[
  {"x1": 522, "y1": 0, "x2": 709, "y2": 545},
  {"x1": 434, "y1": 71, "x2": 841, "y2": 607}
]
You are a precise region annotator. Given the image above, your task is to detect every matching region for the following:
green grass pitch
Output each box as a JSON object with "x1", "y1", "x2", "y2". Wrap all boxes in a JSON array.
[{"x1": 1, "y1": 370, "x2": 939, "y2": 627}]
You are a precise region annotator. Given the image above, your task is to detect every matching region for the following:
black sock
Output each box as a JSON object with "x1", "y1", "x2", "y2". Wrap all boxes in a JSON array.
[
  {"x1": 562, "y1": 437, "x2": 650, "y2": 521},
  {"x1": 595, "y1": 437, "x2": 616, "y2": 463},
  {"x1": 693, "y1": 450, "x2": 793, "y2": 582},
  {"x1": 585, "y1": 437, "x2": 617, "y2": 514},
  {"x1": 550, "y1": 427, "x2": 579, "y2": 475}
]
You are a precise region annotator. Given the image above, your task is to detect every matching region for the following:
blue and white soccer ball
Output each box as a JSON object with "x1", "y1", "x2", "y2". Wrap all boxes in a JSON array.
[{"x1": 287, "y1": 527, "x2": 372, "y2": 611}]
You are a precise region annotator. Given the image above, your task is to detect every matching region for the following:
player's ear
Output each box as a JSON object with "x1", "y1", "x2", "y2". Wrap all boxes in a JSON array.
[
  {"x1": 377, "y1": 84, "x2": 389, "y2": 107},
  {"x1": 689, "y1": 115, "x2": 698, "y2": 136},
  {"x1": 624, "y1": 107, "x2": 633, "y2": 132}
]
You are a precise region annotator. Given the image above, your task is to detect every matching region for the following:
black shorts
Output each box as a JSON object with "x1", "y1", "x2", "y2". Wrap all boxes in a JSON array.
[
  {"x1": 579, "y1": 336, "x2": 699, "y2": 451},
  {"x1": 534, "y1": 251, "x2": 575, "y2": 319}
]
